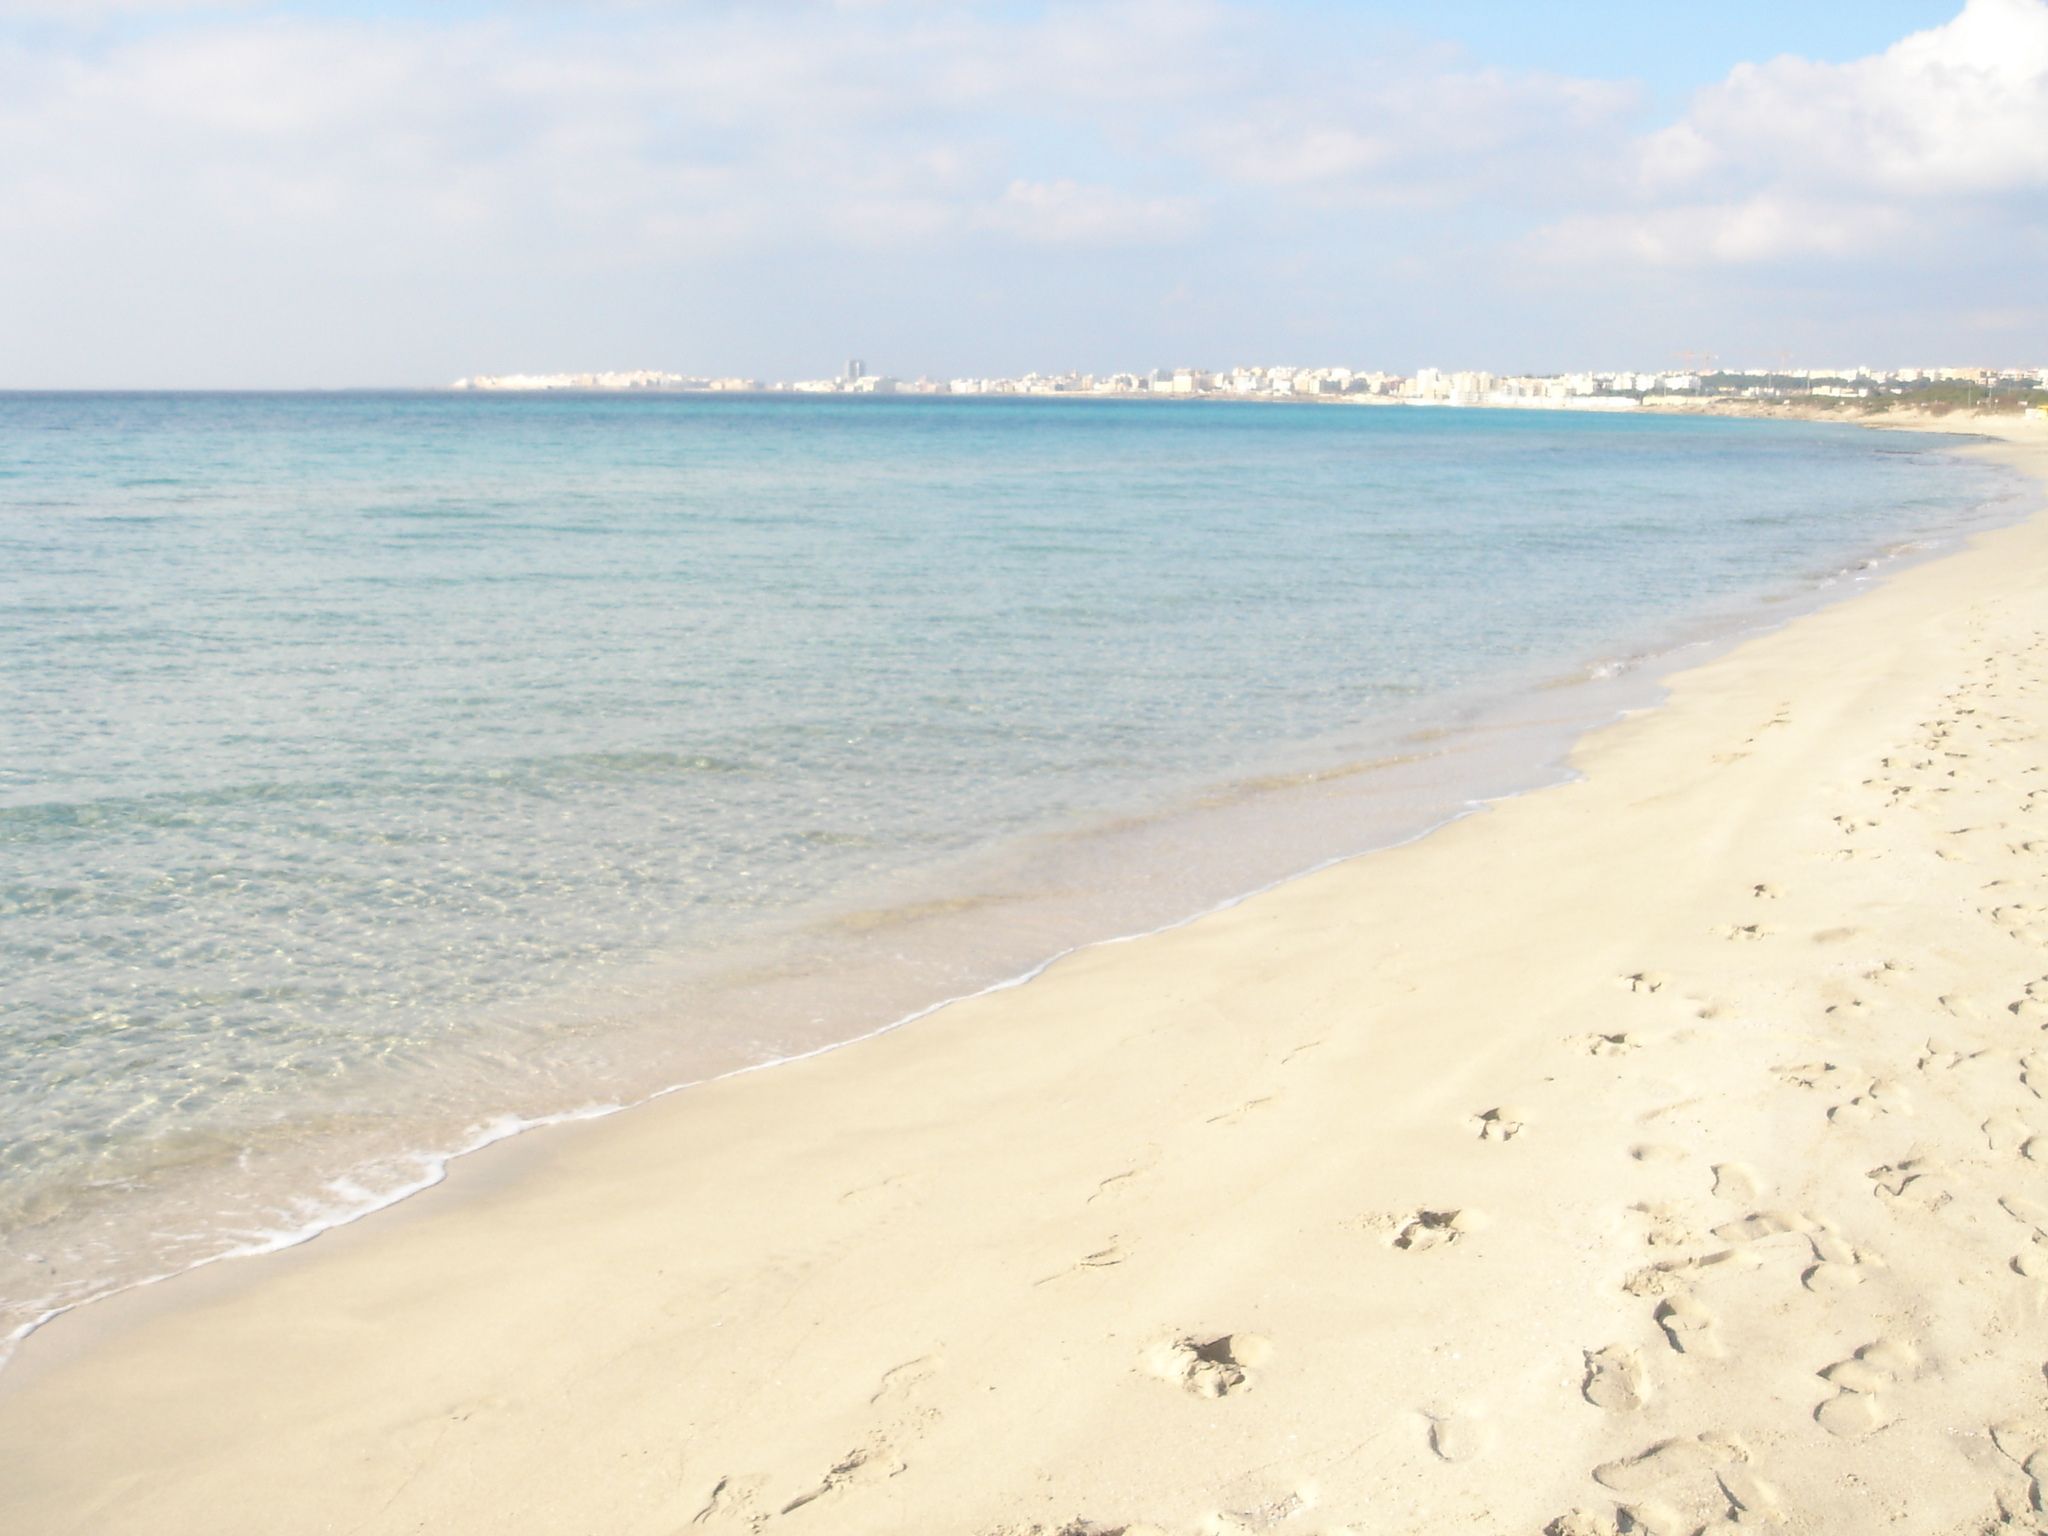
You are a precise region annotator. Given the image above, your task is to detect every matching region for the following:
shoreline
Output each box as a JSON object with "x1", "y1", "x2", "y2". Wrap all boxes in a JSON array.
[
  {"x1": 0, "y1": 418, "x2": 2013, "y2": 1375},
  {"x1": 436, "y1": 385, "x2": 2043, "y2": 431},
  {"x1": 5, "y1": 417, "x2": 2047, "y2": 1534}
]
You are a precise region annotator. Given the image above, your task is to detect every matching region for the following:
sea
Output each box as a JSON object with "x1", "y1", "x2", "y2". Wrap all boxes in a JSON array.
[{"x1": 0, "y1": 391, "x2": 2025, "y2": 1355}]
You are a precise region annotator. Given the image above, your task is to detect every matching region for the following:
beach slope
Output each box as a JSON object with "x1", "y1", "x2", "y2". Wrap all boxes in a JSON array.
[{"x1": 4, "y1": 428, "x2": 2047, "y2": 1535}]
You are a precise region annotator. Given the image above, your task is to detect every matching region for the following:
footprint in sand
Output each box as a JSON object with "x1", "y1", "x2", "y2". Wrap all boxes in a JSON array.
[
  {"x1": 1709, "y1": 1163, "x2": 1761, "y2": 1202},
  {"x1": 1204, "y1": 1483, "x2": 1319, "y2": 1534},
  {"x1": 1034, "y1": 1242, "x2": 1129, "y2": 1286},
  {"x1": 1653, "y1": 1293, "x2": 1724, "y2": 1357},
  {"x1": 1985, "y1": 1111, "x2": 2039, "y2": 1153},
  {"x1": 689, "y1": 1472, "x2": 768, "y2": 1527},
  {"x1": 1829, "y1": 1078, "x2": 1913, "y2": 1127},
  {"x1": 1714, "y1": 923, "x2": 1769, "y2": 942},
  {"x1": 1086, "y1": 1149, "x2": 1162, "y2": 1204},
  {"x1": 1580, "y1": 1032, "x2": 1640, "y2": 1057},
  {"x1": 868, "y1": 1356, "x2": 939, "y2": 1407},
  {"x1": 1592, "y1": 1431, "x2": 1749, "y2": 1494},
  {"x1": 1868, "y1": 1159, "x2": 1952, "y2": 1215},
  {"x1": 1378, "y1": 1209, "x2": 1478, "y2": 1252},
  {"x1": 1987, "y1": 903, "x2": 2048, "y2": 947},
  {"x1": 1470, "y1": 1106, "x2": 1527, "y2": 1142},
  {"x1": 2000, "y1": 1193, "x2": 2048, "y2": 1239},
  {"x1": 1629, "y1": 1202, "x2": 1699, "y2": 1249},
  {"x1": 1711, "y1": 1209, "x2": 1813, "y2": 1244},
  {"x1": 1989, "y1": 1421, "x2": 2048, "y2": 1517},
  {"x1": 2011, "y1": 1236, "x2": 2048, "y2": 1280},
  {"x1": 1941, "y1": 991, "x2": 1990, "y2": 1022},
  {"x1": 1577, "y1": 1470, "x2": 1782, "y2": 1536},
  {"x1": 1814, "y1": 1339, "x2": 1918, "y2": 1438},
  {"x1": 1206, "y1": 1095, "x2": 1275, "y2": 1126},
  {"x1": 1624, "y1": 1247, "x2": 1760, "y2": 1299},
  {"x1": 2010, "y1": 979, "x2": 2048, "y2": 1025},
  {"x1": 1916, "y1": 1039, "x2": 1986, "y2": 1073},
  {"x1": 778, "y1": 1441, "x2": 905, "y2": 1515},
  {"x1": 1802, "y1": 1226, "x2": 1881, "y2": 1294},
  {"x1": 1423, "y1": 1408, "x2": 1490, "y2": 1463},
  {"x1": 1775, "y1": 1060, "x2": 1836, "y2": 1089},
  {"x1": 1542, "y1": 1513, "x2": 1612, "y2": 1536},
  {"x1": 1145, "y1": 1333, "x2": 1273, "y2": 1399},
  {"x1": 1582, "y1": 1345, "x2": 1650, "y2": 1412},
  {"x1": 1712, "y1": 1465, "x2": 1785, "y2": 1528}
]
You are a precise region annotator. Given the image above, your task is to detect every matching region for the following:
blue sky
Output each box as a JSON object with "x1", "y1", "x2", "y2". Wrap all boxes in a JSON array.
[
  {"x1": 1372, "y1": 3, "x2": 1961, "y2": 101},
  {"x1": 0, "y1": 0, "x2": 2040, "y2": 386}
]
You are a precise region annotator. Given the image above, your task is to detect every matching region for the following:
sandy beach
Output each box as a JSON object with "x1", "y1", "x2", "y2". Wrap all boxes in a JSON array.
[{"x1": 5, "y1": 417, "x2": 2047, "y2": 1535}]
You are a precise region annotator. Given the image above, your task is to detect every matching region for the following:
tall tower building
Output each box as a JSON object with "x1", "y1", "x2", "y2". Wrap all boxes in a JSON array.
[{"x1": 845, "y1": 359, "x2": 866, "y2": 382}]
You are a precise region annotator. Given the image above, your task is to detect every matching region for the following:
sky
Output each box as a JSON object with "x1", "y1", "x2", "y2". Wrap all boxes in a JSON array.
[{"x1": 0, "y1": 0, "x2": 2043, "y2": 387}]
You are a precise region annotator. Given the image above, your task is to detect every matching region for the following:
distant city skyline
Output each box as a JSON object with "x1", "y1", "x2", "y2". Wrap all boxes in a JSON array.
[
  {"x1": 2, "y1": 0, "x2": 2043, "y2": 388},
  {"x1": 450, "y1": 361, "x2": 2048, "y2": 414},
  {"x1": 454, "y1": 360, "x2": 2048, "y2": 387}
]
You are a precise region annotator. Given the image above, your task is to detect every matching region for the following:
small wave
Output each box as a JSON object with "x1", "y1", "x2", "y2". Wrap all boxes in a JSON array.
[{"x1": 0, "y1": 1100, "x2": 621, "y2": 1371}]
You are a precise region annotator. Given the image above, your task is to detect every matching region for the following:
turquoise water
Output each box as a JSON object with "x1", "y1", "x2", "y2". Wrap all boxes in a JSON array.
[{"x1": 0, "y1": 393, "x2": 2021, "y2": 1347}]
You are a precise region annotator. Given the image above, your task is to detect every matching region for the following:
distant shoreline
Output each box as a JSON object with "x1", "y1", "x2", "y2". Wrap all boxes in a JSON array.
[{"x1": 439, "y1": 384, "x2": 2047, "y2": 426}]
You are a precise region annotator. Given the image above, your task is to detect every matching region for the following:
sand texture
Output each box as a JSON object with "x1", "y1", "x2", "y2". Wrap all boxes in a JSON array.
[{"x1": 3, "y1": 425, "x2": 2047, "y2": 1536}]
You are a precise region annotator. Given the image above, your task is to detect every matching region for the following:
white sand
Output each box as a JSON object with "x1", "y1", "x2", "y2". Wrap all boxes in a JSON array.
[{"x1": 3, "y1": 420, "x2": 2046, "y2": 1536}]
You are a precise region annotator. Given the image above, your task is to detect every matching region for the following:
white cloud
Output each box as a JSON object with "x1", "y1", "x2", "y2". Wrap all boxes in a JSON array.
[
  {"x1": 979, "y1": 178, "x2": 1203, "y2": 245},
  {"x1": 1645, "y1": 0, "x2": 2048, "y2": 198},
  {"x1": 0, "y1": 0, "x2": 249, "y2": 14},
  {"x1": 1533, "y1": 198, "x2": 1910, "y2": 267},
  {"x1": 1541, "y1": 0, "x2": 2048, "y2": 266},
  {"x1": 0, "y1": 1, "x2": 1626, "y2": 265},
  {"x1": 1206, "y1": 126, "x2": 1387, "y2": 187}
]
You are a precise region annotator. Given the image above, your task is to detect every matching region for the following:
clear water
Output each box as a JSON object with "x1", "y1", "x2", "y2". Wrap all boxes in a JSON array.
[{"x1": 0, "y1": 393, "x2": 2022, "y2": 1348}]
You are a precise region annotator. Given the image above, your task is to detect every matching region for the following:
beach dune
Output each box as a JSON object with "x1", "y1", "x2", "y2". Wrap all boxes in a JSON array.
[{"x1": 3, "y1": 427, "x2": 2046, "y2": 1535}]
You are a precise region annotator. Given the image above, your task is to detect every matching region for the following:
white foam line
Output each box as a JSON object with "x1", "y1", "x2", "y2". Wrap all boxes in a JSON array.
[
  {"x1": 3, "y1": 453, "x2": 2028, "y2": 1375},
  {"x1": 0, "y1": 1100, "x2": 622, "y2": 1370}
]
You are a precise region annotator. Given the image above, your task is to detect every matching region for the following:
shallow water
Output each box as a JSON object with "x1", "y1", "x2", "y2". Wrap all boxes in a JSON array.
[{"x1": 0, "y1": 393, "x2": 2022, "y2": 1347}]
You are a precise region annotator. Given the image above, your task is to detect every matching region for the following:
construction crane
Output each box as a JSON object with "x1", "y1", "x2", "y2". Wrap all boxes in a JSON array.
[{"x1": 1673, "y1": 350, "x2": 1718, "y2": 390}]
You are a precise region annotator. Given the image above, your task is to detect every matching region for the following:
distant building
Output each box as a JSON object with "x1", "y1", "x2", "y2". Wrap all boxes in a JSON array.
[
  {"x1": 450, "y1": 369, "x2": 688, "y2": 391},
  {"x1": 846, "y1": 359, "x2": 866, "y2": 383}
]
